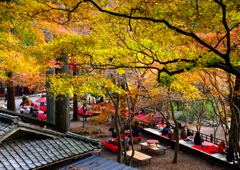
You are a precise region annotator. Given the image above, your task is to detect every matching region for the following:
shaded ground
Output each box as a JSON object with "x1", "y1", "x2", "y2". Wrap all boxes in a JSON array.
[{"x1": 71, "y1": 118, "x2": 226, "y2": 170}]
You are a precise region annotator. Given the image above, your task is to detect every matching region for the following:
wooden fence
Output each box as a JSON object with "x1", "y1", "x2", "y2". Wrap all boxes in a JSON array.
[{"x1": 188, "y1": 129, "x2": 227, "y2": 146}]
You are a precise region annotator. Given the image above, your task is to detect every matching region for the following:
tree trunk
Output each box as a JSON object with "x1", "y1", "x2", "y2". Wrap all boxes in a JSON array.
[
  {"x1": 231, "y1": 78, "x2": 240, "y2": 133},
  {"x1": 114, "y1": 94, "x2": 122, "y2": 163},
  {"x1": 72, "y1": 66, "x2": 80, "y2": 121},
  {"x1": 115, "y1": 118, "x2": 122, "y2": 162},
  {"x1": 55, "y1": 53, "x2": 70, "y2": 133},
  {"x1": 121, "y1": 126, "x2": 128, "y2": 165},
  {"x1": 170, "y1": 101, "x2": 179, "y2": 163},
  {"x1": 173, "y1": 128, "x2": 180, "y2": 163},
  {"x1": 175, "y1": 100, "x2": 180, "y2": 111},
  {"x1": 83, "y1": 113, "x2": 85, "y2": 128},
  {"x1": 72, "y1": 93, "x2": 79, "y2": 121},
  {"x1": 229, "y1": 75, "x2": 240, "y2": 166},
  {"x1": 126, "y1": 93, "x2": 135, "y2": 166},
  {"x1": 6, "y1": 72, "x2": 16, "y2": 111},
  {"x1": 107, "y1": 74, "x2": 123, "y2": 163},
  {"x1": 82, "y1": 93, "x2": 88, "y2": 128},
  {"x1": 46, "y1": 68, "x2": 55, "y2": 124}
]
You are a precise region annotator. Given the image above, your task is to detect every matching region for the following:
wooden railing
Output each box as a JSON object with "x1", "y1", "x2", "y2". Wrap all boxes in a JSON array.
[
  {"x1": 136, "y1": 115, "x2": 227, "y2": 146},
  {"x1": 188, "y1": 129, "x2": 227, "y2": 147}
]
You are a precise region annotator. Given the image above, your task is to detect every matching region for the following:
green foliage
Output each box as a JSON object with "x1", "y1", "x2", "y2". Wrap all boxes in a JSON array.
[
  {"x1": 178, "y1": 113, "x2": 186, "y2": 120},
  {"x1": 186, "y1": 100, "x2": 215, "y2": 121},
  {"x1": 156, "y1": 73, "x2": 176, "y2": 88}
]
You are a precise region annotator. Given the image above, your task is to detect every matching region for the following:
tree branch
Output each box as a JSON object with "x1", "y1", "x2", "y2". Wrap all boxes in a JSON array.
[
  {"x1": 86, "y1": 0, "x2": 224, "y2": 58},
  {"x1": 213, "y1": 0, "x2": 231, "y2": 57}
]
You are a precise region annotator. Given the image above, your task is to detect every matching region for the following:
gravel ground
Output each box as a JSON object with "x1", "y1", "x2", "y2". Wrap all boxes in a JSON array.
[{"x1": 70, "y1": 118, "x2": 226, "y2": 170}]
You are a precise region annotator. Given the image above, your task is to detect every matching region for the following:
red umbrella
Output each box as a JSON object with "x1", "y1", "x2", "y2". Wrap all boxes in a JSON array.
[{"x1": 35, "y1": 97, "x2": 47, "y2": 103}]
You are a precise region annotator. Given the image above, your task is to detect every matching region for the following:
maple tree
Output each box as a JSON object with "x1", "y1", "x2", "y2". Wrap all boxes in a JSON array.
[
  {"x1": 104, "y1": 74, "x2": 137, "y2": 166},
  {"x1": 0, "y1": 0, "x2": 50, "y2": 111},
  {"x1": 77, "y1": 1, "x2": 240, "y2": 162},
  {"x1": 2, "y1": 0, "x2": 240, "y2": 166}
]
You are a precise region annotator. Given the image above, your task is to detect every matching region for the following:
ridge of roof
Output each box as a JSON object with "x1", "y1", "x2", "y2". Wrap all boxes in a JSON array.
[
  {"x1": 66, "y1": 131, "x2": 100, "y2": 146},
  {"x1": 0, "y1": 112, "x2": 21, "y2": 123},
  {"x1": 17, "y1": 121, "x2": 64, "y2": 137},
  {"x1": 0, "y1": 109, "x2": 54, "y2": 128},
  {"x1": 0, "y1": 112, "x2": 64, "y2": 142},
  {"x1": 0, "y1": 113, "x2": 19, "y2": 141}
]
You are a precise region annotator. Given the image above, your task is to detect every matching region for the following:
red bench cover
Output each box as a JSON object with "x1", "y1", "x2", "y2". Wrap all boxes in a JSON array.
[
  {"x1": 40, "y1": 106, "x2": 47, "y2": 112},
  {"x1": 133, "y1": 136, "x2": 141, "y2": 141},
  {"x1": 101, "y1": 141, "x2": 129, "y2": 153},
  {"x1": 37, "y1": 114, "x2": 47, "y2": 120}
]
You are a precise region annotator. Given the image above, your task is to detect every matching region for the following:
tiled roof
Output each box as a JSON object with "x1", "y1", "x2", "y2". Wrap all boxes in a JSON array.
[
  {"x1": 0, "y1": 113, "x2": 63, "y2": 143},
  {"x1": 0, "y1": 137, "x2": 100, "y2": 170},
  {"x1": 55, "y1": 155, "x2": 138, "y2": 170},
  {"x1": 0, "y1": 113, "x2": 20, "y2": 141},
  {"x1": 0, "y1": 112, "x2": 102, "y2": 170}
]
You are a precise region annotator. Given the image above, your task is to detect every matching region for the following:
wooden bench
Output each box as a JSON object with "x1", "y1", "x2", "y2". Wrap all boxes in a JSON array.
[
  {"x1": 140, "y1": 142, "x2": 167, "y2": 154},
  {"x1": 126, "y1": 150, "x2": 152, "y2": 165}
]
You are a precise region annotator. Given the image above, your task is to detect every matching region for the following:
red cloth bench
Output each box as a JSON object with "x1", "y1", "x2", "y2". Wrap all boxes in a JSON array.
[
  {"x1": 101, "y1": 141, "x2": 129, "y2": 153},
  {"x1": 37, "y1": 114, "x2": 47, "y2": 121},
  {"x1": 40, "y1": 106, "x2": 47, "y2": 112},
  {"x1": 133, "y1": 136, "x2": 142, "y2": 142}
]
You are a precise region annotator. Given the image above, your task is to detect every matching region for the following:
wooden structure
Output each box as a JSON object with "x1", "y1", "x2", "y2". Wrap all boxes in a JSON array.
[
  {"x1": 126, "y1": 150, "x2": 152, "y2": 165},
  {"x1": 140, "y1": 142, "x2": 167, "y2": 154}
]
